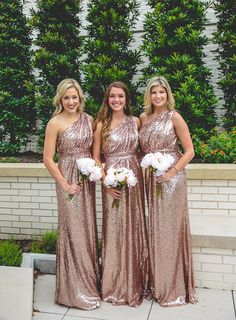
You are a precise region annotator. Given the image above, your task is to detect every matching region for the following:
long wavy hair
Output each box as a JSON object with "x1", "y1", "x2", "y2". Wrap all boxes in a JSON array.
[
  {"x1": 143, "y1": 76, "x2": 175, "y2": 115},
  {"x1": 96, "y1": 81, "x2": 132, "y2": 147},
  {"x1": 52, "y1": 78, "x2": 85, "y2": 117}
]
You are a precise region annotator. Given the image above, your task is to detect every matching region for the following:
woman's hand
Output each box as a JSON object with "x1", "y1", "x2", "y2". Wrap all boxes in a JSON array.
[
  {"x1": 106, "y1": 187, "x2": 122, "y2": 199},
  {"x1": 156, "y1": 168, "x2": 176, "y2": 183},
  {"x1": 66, "y1": 183, "x2": 81, "y2": 195}
]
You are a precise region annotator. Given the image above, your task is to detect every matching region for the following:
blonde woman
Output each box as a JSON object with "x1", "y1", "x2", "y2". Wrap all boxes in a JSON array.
[
  {"x1": 43, "y1": 79, "x2": 101, "y2": 310},
  {"x1": 93, "y1": 81, "x2": 149, "y2": 307},
  {"x1": 139, "y1": 76, "x2": 198, "y2": 307}
]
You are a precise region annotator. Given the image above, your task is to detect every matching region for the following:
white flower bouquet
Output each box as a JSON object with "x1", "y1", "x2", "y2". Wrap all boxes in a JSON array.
[
  {"x1": 140, "y1": 152, "x2": 174, "y2": 176},
  {"x1": 103, "y1": 167, "x2": 138, "y2": 208},
  {"x1": 68, "y1": 158, "x2": 102, "y2": 200},
  {"x1": 141, "y1": 152, "x2": 174, "y2": 197},
  {"x1": 76, "y1": 158, "x2": 102, "y2": 182}
]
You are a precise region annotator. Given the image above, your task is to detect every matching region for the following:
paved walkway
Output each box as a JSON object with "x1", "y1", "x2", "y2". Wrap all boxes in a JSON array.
[{"x1": 33, "y1": 274, "x2": 236, "y2": 320}]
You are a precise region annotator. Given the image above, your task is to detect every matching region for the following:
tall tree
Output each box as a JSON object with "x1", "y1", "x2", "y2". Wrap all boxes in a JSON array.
[
  {"x1": 214, "y1": 0, "x2": 236, "y2": 130},
  {"x1": 83, "y1": 0, "x2": 141, "y2": 116},
  {"x1": 0, "y1": 0, "x2": 36, "y2": 154},
  {"x1": 31, "y1": 0, "x2": 83, "y2": 149},
  {"x1": 141, "y1": 0, "x2": 217, "y2": 140}
]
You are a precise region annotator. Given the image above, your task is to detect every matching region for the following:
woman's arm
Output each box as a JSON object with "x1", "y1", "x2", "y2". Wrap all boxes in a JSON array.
[
  {"x1": 92, "y1": 121, "x2": 105, "y2": 178},
  {"x1": 172, "y1": 111, "x2": 195, "y2": 170},
  {"x1": 43, "y1": 119, "x2": 80, "y2": 195},
  {"x1": 157, "y1": 111, "x2": 194, "y2": 183}
]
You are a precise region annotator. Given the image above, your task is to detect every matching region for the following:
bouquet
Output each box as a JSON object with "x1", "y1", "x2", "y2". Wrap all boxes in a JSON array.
[
  {"x1": 141, "y1": 152, "x2": 174, "y2": 197},
  {"x1": 140, "y1": 152, "x2": 174, "y2": 176},
  {"x1": 68, "y1": 158, "x2": 102, "y2": 200},
  {"x1": 76, "y1": 158, "x2": 102, "y2": 182},
  {"x1": 103, "y1": 167, "x2": 138, "y2": 209}
]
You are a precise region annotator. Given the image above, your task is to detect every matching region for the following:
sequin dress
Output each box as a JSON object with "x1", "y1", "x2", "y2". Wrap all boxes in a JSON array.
[
  {"x1": 101, "y1": 116, "x2": 149, "y2": 307},
  {"x1": 55, "y1": 112, "x2": 101, "y2": 310},
  {"x1": 139, "y1": 110, "x2": 198, "y2": 307}
]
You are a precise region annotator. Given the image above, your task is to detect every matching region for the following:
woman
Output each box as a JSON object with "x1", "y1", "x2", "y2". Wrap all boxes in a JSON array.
[
  {"x1": 93, "y1": 81, "x2": 149, "y2": 307},
  {"x1": 139, "y1": 76, "x2": 198, "y2": 307},
  {"x1": 43, "y1": 78, "x2": 101, "y2": 310}
]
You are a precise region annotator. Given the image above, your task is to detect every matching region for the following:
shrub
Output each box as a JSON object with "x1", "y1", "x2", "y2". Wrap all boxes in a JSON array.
[
  {"x1": 213, "y1": 0, "x2": 236, "y2": 130},
  {"x1": 0, "y1": 240, "x2": 23, "y2": 267},
  {"x1": 141, "y1": 0, "x2": 217, "y2": 140},
  {"x1": 193, "y1": 127, "x2": 236, "y2": 163},
  {"x1": 30, "y1": 0, "x2": 83, "y2": 149},
  {"x1": 31, "y1": 230, "x2": 57, "y2": 254},
  {"x1": 0, "y1": 157, "x2": 20, "y2": 163},
  {"x1": 82, "y1": 0, "x2": 141, "y2": 116},
  {"x1": 0, "y1": 0, "x2": 36, "y2": 154}
]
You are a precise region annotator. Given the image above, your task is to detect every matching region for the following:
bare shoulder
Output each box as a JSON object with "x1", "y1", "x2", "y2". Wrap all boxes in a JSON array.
[
  {"x1": 171, "y1": 111, "x2": 188, "y2": 129},
  {"x1": 46, "y1": 115, "x2": 61, "y2": 130},
  {"x1": 95, "y1": 121, "x2": 103, "y2": 132},
  {"x1": 132, "y1": 116, "x2": 141, "y2": 128},
  {"x1": 140, "y1": 112, "x2": 149, "y2": 125},
  {"x1": 172, "y1": 111, "x2": 185, "y2": 122}
]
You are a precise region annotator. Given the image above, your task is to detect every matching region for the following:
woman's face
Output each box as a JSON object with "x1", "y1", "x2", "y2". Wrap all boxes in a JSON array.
[
  {"x1": 61, "y1": 87, "x2": 80, "y2": 114},
  {"x1": 108, "y1": 87, "x2": 126, "y2": 113},
  {"x1": 150, "y1": 85, "x2": 167, "y2": 109}
]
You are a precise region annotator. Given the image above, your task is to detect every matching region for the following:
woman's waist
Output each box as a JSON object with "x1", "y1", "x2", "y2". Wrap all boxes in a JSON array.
[
  {"x1": 58, "y1": 149, "x2": 91, "y2": 158},
  {"x1": 146, "y1": 148, "x2": 180, "y2": 155},
  {"x1": 104, "y1": 151, "x2": 137, "y2": 159}
]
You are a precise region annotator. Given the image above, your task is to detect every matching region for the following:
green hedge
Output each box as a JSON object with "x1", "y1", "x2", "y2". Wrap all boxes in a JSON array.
[{"x1": 0, "y1": 0, "x2": 36, "y2": 154}]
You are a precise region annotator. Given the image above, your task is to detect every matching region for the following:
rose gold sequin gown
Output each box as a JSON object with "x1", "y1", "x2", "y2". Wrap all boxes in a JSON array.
[
  {"x1": 55, "y1": 112, "x2": 101, "y2": 310},
  {"x1": 139, "y1": 111, "x2": 198, "y2": 307},
  {"x1": 101, "y1": 116, "x2": 149, "y2": 307}
]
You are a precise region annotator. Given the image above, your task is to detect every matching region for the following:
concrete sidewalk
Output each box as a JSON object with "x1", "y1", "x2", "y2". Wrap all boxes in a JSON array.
[{"x1": 33, "y1": 274, "x2": 236, "y2": 320}]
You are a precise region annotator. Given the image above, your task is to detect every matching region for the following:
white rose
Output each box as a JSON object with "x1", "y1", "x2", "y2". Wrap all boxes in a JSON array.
[
  {"x1": 127, "y1": 174, "x2": 137, "y2": 187},
  {"x1": 89, "y1": 166, "x2": 102, "y2": 181},
  {"x1": 107, "y1": 167, "x2": 116, "y2": 175},
  {"x1": 104, "y1": 174, "x2": 117, "y2": 187},
  {"x1": 116, "y1": 171, "x2": 126, "y2": 183},
  {"x1": 140, "y1": 153, "x2": 154, "y2": 169}
]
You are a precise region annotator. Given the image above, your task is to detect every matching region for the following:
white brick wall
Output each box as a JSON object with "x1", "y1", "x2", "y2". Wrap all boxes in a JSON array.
[
  {"x1": 188, "y1": 180, "x2": 236, "y2": 216},
  {"x1": 193, "y1": 247, "x2": 236, "y2": 290}
]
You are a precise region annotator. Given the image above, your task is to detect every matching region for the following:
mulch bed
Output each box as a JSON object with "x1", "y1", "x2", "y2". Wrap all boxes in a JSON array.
[
  {"x1": 0, "y1": 151, "x2": 43, "y2": 163},
  {"x1": 15, "y1": 239, "x2": 33, "y2": 253}
]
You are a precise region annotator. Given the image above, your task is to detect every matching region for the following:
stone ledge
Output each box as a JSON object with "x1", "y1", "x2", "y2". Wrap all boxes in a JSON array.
[
  {"x1": 0, "y1": 163, "x2": 236, "y2": 180},
  {"x1": 22, "y1": 253, "x2": 56, "y2": 274},
  {"x1": 190, "y1": 216, "x2": 236, "y2": 249}
]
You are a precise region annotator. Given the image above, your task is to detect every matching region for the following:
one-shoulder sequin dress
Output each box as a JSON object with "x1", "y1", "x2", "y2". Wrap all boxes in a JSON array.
[
  {"x1": 139, "y1": 111, "x2": 198, "y2": 307},
  {"x1": 101, "y1": 116, "x2": 149, "y2": 307},
  {"x1": 55, "y1": 112, "x2": 101, "y2": 310}
]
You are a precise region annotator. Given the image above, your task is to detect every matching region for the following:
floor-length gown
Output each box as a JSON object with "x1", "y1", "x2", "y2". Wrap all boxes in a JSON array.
[
  {"x1": 139, "y1": 110, "x2": 198, "y2": 307},
  {"x1": 55, "y1": 112, "x2": 101, "y2": 310},
  {"x1": 101, "y1": 116, "x2": 149, "y2": 307}
]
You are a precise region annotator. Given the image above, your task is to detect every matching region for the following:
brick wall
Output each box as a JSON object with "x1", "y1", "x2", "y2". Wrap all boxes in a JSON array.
[{"x1": 193, "y1": 247, "x2": 236, "y2": 290}]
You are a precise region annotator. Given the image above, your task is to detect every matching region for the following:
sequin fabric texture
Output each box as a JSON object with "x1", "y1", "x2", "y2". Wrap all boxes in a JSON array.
[
  {"x1": 101, "y1": 116, "x2": 149, "y2": 307},
  {"x1": 139, "y1": 111, "x2": 198, "y2": 307},
  {"x1": 55, "y1": 112, "x2": 101, "y2": 310}
]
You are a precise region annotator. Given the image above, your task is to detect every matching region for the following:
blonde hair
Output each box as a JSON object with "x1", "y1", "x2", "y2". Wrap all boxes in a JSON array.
[
  {"x1": 96, "y1": 81, "x2": 132, "y2": 147},
  {"x1": 52, "y1": 78, "x2": 85, "y2": 116},
  {"x1": 143, "y1": 76, "x2": 175, "y2": 115}
]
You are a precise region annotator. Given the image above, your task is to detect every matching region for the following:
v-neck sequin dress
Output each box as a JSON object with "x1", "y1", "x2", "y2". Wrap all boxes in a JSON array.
[
  {"x1": 139, "y1": 111, "x2": 198, "y2": 307},
  {"x1": 55, "y1": 112, "x2": 101, "y2": 310},
  {"x1": 101, "y1": 116, "x2": 149, "y2": 307}
]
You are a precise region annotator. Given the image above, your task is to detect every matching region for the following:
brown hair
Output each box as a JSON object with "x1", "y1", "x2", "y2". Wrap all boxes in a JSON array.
[{"x1": 97, "y1": 81, "x2": 132, "y2": 146}]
